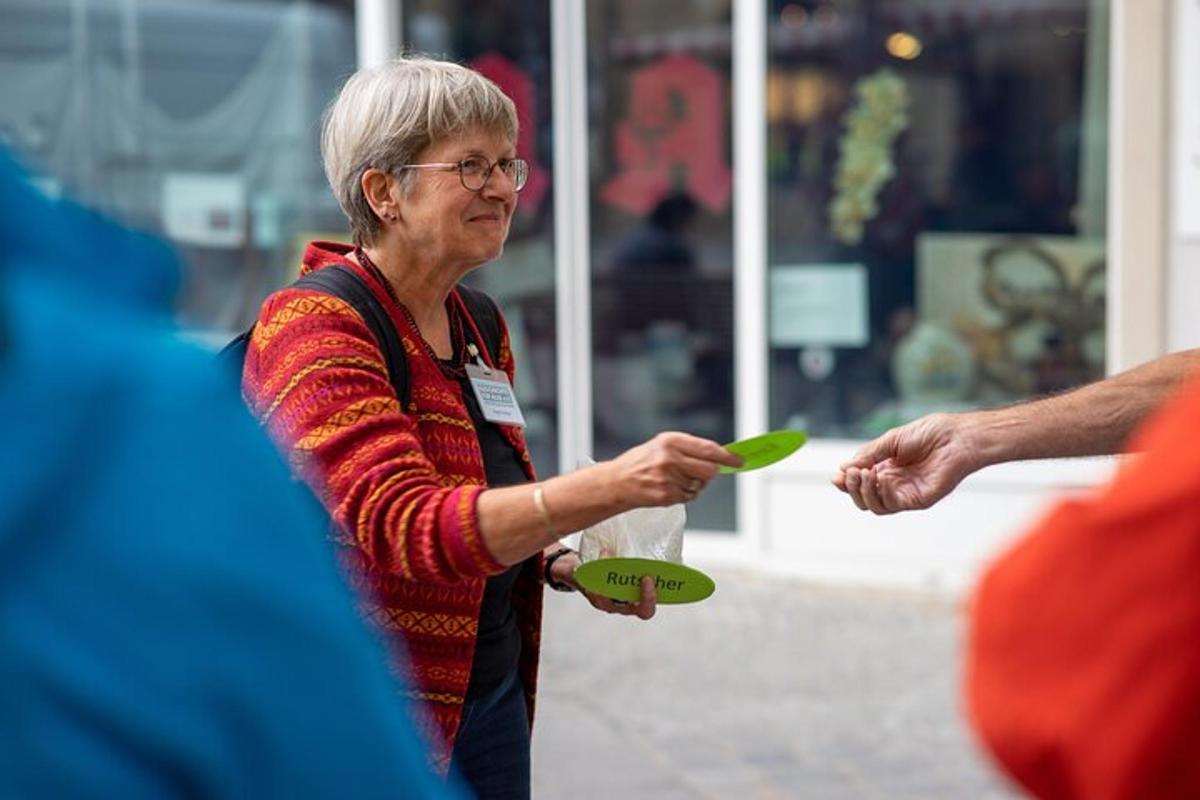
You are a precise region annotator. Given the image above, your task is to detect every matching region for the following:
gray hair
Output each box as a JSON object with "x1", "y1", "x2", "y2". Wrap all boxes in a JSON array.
[{"x1": 321, "y1": 55, "x2": 519, "y2": 245}]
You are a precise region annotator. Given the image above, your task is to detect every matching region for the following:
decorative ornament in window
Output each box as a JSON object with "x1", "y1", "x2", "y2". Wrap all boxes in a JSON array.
[
  {"x1": 978, "y1": 237, "x2": 1106, "y2": 395},
  {"x1": 829, "y1": 68, "x2": 909, "y2": 245}
]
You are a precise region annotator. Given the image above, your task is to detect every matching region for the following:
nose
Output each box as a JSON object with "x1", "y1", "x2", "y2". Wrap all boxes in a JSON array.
[{"x1": 479, "y1": 164, "x2": 517, "y2": 202}]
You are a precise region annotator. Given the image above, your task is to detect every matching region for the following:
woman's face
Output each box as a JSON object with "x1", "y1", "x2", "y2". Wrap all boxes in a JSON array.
[{"x1": 395, "y1": 127, "x2": 518, "y2": 270}]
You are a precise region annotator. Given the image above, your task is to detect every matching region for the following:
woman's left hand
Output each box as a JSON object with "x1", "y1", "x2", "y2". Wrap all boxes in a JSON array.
[{"x1": 551, "y1": 552, "x2": 657, "y2": 620}]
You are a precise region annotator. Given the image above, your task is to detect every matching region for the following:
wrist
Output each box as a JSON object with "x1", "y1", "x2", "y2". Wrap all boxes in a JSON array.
[
  {"x1": 591, "y1": 460, "x2": 633, "y2": 515},
  {"x1": 960, "y1": 409, "x2": 1021, "y2": 470},
  {"x1": 555, "y1": 551, "x2": 582, "y2": 588},
  {"x1": 543, "y1": 547, "x2": 578, "y2": 592}
]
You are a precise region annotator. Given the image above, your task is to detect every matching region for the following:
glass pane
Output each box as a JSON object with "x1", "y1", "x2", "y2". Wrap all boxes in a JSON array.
[
  {"x1": 767, "y1": 0, "x2": 1109, "y2": 439},
  {"x1": 403, "y1": 0, "x2": 559, "y2": 476},
  {"x1": 0, "y1": 0, "x2": 357, "y2": 331},
  {"x1": 588, "y1": 1, "x2": 737, "y2": 531}
]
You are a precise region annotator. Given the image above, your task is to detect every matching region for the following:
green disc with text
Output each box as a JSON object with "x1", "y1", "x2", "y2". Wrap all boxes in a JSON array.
[
  {"x1": 719, "y1": 429, "x2": 808, "y2": 474},
  {"x1": 573, "y1": 557, "x2": 715, "y2": 604}
]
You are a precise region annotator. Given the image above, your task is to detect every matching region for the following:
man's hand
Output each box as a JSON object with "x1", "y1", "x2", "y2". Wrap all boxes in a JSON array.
[{"x1": 832, "y1": 413, "x2": 982, "y2": 514}]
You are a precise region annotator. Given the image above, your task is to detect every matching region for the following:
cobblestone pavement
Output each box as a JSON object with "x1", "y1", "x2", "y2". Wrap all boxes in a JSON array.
[{"x1": 531, "y1": 568, "x2": 1022, "y2": 799}]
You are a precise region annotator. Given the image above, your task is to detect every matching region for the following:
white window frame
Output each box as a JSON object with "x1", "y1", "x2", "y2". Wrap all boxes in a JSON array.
[
  {"x1": 356, "y1": 0, "x2": 401, "y2": 69},
  {"x1": 1168, "y1": 0, "x2": 1200, "y2": 350},
  {"x1": 1111, "y1": 0, "x2": 1169, "y2": 367},
  {"x1": 550, "y1": 0, "x2": 593, "y2": 477}
]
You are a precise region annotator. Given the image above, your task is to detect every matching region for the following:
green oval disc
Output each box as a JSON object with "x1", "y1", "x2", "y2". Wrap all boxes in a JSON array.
[
  {"x1": 719, "y1": 429, "x2": 808, "y2": 474},
  {"x1": 573, "y1": 558, "x2": 715, "y2": 604}
]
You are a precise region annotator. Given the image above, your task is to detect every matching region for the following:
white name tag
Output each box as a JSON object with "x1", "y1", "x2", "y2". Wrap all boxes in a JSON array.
[{"x1": 465, "y1": 362, "x2": 526, "y2": 428}]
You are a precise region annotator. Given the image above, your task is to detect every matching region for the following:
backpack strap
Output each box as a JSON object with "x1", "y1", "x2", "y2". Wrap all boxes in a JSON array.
[
  {"x1": 455, "y1": 283, "x2": 503, "y2": 366},
  {"x1": 220, "y1": 266, "x2": 411, "y2": 407},
  {"x1": 217, "y1": 328, "x2": 256, "y2": 383},
  {"x1": 294, "y1": 265, "x2": 410, "y2": 408},
  {"x1": 225, "y1": 271, "x2": 488, "y2": 409}
]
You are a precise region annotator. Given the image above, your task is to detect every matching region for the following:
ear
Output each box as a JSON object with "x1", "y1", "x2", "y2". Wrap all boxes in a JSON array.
[{"x1": 361, "y1": 168, "x2": 401, "y2": 223}]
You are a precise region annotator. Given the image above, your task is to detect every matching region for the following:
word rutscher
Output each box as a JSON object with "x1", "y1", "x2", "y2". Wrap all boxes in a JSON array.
[{"x1": 606, "y1": 572, "x2": 685, "y2": 591}]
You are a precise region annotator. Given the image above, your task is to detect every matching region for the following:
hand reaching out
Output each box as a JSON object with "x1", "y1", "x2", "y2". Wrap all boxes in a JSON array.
[{"x1": 832, "y1": 413, "x2": 983, "y2": 514}]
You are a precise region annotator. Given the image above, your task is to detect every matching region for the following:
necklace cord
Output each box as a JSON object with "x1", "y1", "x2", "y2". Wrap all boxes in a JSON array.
[{"x1": 354, "y1": 247, "x2": 469, "y2": 378}]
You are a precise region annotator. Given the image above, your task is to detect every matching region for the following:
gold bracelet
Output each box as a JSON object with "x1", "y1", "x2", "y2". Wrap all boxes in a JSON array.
[{"x1": 532, "y1": 484, "x2": 556, "y2": 538}]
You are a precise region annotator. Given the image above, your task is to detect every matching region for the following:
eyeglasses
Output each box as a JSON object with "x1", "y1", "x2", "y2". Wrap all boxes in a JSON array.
[{"x1": 397, "y1": 155, "x2": 529, "y2": 193}]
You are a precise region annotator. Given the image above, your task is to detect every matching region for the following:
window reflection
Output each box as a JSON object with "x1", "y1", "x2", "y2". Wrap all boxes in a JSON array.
[
  {"x1": 0, "y1": 0, "x2": 357, "y2": 331},
  {"x1": 588, "y1": 1, "x2": 736, "y2": 531},
  {"x1": 768, "y1": 0, "x2": 1109, "y2": 439}
]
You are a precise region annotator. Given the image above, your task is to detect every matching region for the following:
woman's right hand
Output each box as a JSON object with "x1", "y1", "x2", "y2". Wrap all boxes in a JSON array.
[
  {"x1": 606, "y1": 432, "x2": 743, "y2": 509},
  {"x1": 476, "y1": 432, "x2": 741, "y2": 566}
]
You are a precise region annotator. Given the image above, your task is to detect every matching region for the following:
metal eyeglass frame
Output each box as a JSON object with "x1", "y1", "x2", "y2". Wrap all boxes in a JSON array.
[{"x1": 396, "y1": 155, "x2": 529, "y2": 193}]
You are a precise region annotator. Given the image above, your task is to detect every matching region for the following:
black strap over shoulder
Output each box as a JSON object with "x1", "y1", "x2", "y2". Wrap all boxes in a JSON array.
[
  {"x1": 222, "y1": 270, "x2": 506, "y2": 411},
  {"x1": 220, "y1": 265, "x2": 409, "y2": 407},
  {"x1": 296, "y1": 266, "x2": 408, "y2": 404}
]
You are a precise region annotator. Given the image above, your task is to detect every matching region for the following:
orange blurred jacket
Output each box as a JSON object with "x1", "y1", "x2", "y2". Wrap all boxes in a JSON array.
[{"x1": 967, "y1": 374, "x2": 1200, "y2": 799}]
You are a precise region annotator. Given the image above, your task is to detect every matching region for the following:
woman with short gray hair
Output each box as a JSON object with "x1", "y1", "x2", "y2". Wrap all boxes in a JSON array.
[{"x1": 242, "y1": 55, "x2": 740, "y2": 799}]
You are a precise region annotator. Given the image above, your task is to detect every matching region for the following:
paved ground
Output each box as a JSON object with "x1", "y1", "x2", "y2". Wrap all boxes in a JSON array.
[{"x1": 531, "y1": 568, "x2": 1021, "y2": 799}]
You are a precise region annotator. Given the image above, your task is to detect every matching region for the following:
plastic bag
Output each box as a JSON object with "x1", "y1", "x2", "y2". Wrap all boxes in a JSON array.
[{"x1": 578, "y1": 503, "x2": 686, "y2": 563}]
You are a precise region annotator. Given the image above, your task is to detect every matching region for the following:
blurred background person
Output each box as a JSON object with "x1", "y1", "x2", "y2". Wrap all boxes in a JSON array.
[
  {"x1": 605, "y1": 191, "x2": 728, "y2": 442},
  {"x1": 0, "y1": 147, "x2": 460, "y2": 798},
  {"x1": 610, "y1": 191, "x2": 700, "y2": 334},
  {"x1": 241, "y1": 56, "x2": 740, "y2": 799}
]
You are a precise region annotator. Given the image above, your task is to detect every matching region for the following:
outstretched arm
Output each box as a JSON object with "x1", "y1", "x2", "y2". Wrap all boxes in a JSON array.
[{"x1": 832, "y1": 349, "x2": 1200, "y2": 514}]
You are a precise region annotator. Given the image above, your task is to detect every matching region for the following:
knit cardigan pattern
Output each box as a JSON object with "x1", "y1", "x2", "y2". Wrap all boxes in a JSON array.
[{"x1": 242, "y1": 241, "x2": 543, "y2": 773}]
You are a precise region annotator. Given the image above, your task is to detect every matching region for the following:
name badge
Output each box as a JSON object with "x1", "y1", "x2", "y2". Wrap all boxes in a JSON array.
[{"x1": 465, "y1": 362, "x2": 526, "y2": 428}]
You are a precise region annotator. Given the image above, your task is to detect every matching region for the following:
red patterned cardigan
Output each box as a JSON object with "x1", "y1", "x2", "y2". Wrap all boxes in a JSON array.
[{"x1": 241, "y1": 240, "x2": 543, "y2": 774}]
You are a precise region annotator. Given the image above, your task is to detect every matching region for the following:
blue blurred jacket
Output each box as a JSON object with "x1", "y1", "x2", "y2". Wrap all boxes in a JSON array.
[{"x1": 0, "y1": 149, "x2": 462, "y2": 799}]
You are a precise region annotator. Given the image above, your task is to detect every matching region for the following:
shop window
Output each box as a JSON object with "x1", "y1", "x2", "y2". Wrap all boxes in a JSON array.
[
  {"x1": 0, "y1": 0, "x2": 357, "y2": 332},
  {"x1": 767, "y1": 0, "x2": 1109, "y2": 439}
]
